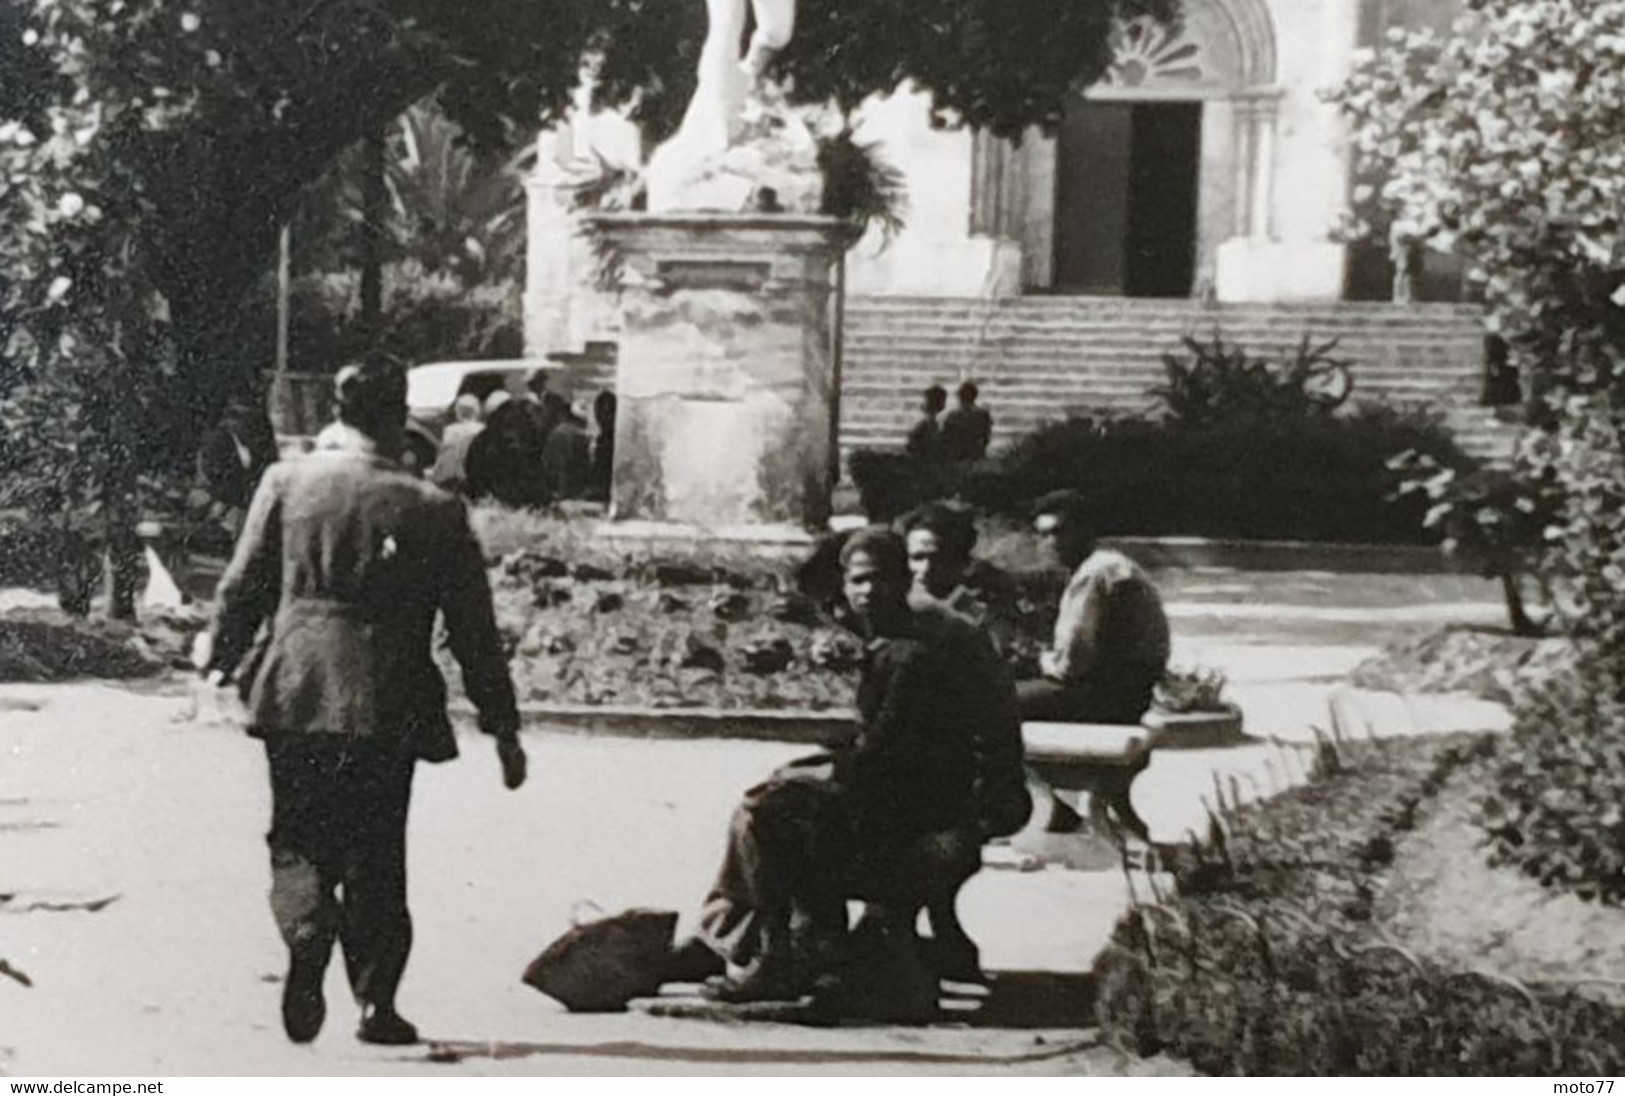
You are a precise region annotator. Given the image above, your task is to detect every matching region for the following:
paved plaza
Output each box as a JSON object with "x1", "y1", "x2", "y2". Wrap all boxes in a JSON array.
[{"x1": 0, "y1": 573, "x2": 1510, "y2": 1076}]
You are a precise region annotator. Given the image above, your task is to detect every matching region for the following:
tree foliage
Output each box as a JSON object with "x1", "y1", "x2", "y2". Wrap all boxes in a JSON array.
[
  {"x1": 1333, "y1": 2, "x2": 1625, "y2": 653},
  {"x1": 0, "y1": 0, "x2": 1178, "y2": 612},
  {"x1": 1329, "y1": 0, "x2": 1625, "y2": 394},
  {"x1": 3, "y1": 0, "x2": 1179, "y2": 430}
]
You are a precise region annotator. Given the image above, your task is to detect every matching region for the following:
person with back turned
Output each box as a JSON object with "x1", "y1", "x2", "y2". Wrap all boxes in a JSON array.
[
  {"x1": 940, "y1": 381, "x2": 993, "y2": 463},
  {"x1": 200, "y1": 358, "x2": 529, "y2": 1046}
]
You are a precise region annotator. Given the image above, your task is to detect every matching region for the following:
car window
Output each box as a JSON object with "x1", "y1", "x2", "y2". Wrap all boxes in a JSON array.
[{"x1": 456, "y1": 373, "x2": 508, "y2": 404}]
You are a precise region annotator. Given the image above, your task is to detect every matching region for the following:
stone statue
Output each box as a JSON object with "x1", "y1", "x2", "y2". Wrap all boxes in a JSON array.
[{"x1": 646, "y1": 0, "x2": 821, "y2": 214}]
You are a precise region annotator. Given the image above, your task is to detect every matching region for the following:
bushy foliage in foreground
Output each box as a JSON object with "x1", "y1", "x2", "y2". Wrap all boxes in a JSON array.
[
  {"x1": 1480, "y1": 653, "x2": 1625, "y2": 905},
  {"x1": 1095, "y1": 736, "x2": 1625, "y2": 1075}
]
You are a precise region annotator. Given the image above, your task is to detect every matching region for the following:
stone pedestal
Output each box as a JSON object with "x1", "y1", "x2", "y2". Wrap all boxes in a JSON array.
[{"x1": 587, "y1": 214, "x2": 853, "y2": 543}]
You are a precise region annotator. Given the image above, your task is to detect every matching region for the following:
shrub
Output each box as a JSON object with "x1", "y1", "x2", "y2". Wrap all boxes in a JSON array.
[
  {"x1": 1479, "y1": 654, "x2": 1625, "y2": 905},
  {"x1": 255, "y1": 264, "x2": 522, "y2": 376},
  {"x1": 956, "y1": 404, "x2": 1470, "y2": 543},
  {"x1": 1523, "y1": 396, "x2": 1625, "y2": 648},
  {"x1": 849, "y1": 327, "x2": 1465, "y2": 542},
  {"x1": 1395, "y1": 395, "x2": 1625, "y2": 639},
  {"x1": 1151, "y1": 333, "x2": 1353, "y2": 427},
  {"x1": 1153, "y1": 666, "x2": 1229, "y2": 714}
]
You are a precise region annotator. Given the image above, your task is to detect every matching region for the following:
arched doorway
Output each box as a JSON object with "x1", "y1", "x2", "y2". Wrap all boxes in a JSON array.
[{"x1": 992, "y1": 0, "x2": 1280, "y2": 296}]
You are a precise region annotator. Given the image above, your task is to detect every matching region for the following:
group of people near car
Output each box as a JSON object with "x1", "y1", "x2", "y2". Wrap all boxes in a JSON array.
[
  {"x1": 424, "y1": 374, "x2": 617, "y2": 508},
  {"x1": 197, "y1": 357, "x2": 1172, "y2": 1042}
]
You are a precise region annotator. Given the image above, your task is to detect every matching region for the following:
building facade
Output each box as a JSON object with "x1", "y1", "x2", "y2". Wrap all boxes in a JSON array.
[
  {"x1": 521, "y1": 0, "x2": 1504, "y2": 461},
  {"x1": 844, "y1": 0, "x2": 1464, "y2": 303},
  {"x1": 527, "y1": 0, "x2": 1466, "y2": 346}
]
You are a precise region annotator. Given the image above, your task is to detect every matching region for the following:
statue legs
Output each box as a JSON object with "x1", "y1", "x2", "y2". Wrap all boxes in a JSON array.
[{"x1": 742, "y1": 0, "x2": 796, "y2": 80}]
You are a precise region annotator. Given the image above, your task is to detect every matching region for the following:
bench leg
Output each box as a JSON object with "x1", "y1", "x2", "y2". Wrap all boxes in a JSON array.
[
  {"x1": 1095, "y1": 775, "x2": 1151, "y2": 844},
  {"x1": 925, "y1": 894, "x2": 983, "y2": 984}
]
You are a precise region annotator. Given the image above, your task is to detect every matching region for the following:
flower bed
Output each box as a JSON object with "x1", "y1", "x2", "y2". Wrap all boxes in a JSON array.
[
  {"x1": 1094, "y1": 734, "x2": 1625, "y2": 1075},
  {"x1": 462, "y1": 510, "x2": 1056, "y2": 712},
  {"x1": 0, "y1": 610, "x2": 180, "y2": 683}
]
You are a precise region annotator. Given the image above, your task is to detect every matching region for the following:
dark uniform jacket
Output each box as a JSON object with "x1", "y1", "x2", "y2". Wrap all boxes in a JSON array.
[
  {"x1": 208, "y1": 426, "x2": 520, "y2": 762},
  {"x1": 840, "y1": 605, "x2": 1029, "y2": 841}
]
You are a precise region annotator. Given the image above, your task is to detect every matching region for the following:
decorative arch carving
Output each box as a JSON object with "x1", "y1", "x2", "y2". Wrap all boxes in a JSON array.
[{"x1": 1097, "y1": 0, "x2": 1277, "y2": 96}]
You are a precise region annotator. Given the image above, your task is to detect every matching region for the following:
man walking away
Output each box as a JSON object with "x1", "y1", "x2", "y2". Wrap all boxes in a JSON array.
[
  {"x1": 941, "y1": 381, "x2": 993, "y2": 462},
  {"x1": 202, "y1": 359, "x2": 528, "y2": 1047}
]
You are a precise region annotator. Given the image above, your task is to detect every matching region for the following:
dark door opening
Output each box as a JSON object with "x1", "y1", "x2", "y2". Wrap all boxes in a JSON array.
[{"x1": 1052, "y1": 100, "x2": 1202, "y2": 297}]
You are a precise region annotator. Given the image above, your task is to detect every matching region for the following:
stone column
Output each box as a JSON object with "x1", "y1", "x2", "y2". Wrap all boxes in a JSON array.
[
  {"x1": 587, "y1": 213, "x2": 853, "y2": 544},
  {"x1": 1216, "y1": 89, "x2": 1345, "y2": 301},
  {"x1": 525, "y1": 128, "x2": 589, "y2": 359}
]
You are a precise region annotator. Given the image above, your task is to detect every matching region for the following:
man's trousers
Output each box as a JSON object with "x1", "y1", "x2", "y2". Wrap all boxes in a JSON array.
[{"x1": 265, "y1": 738, "x2": 415, "y2": 1010}]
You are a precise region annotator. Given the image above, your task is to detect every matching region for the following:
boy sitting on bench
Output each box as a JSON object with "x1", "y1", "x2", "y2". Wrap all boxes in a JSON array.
[{"x1": 1019, "y1": 491, "x2": 1170, "y2": 832}]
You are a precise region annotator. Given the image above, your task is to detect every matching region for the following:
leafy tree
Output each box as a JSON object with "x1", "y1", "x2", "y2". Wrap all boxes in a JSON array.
[
  {"x1": 4, "y1": 0, "x2": 1177, "y2": 425},
  {"x1": 1332, "y1": 1, "x2": 1625, "y2": 654},
  {"x1": 0, "y1": 0, "x2": 1175, "y2": 614},
  {"x1": 260, "y1": 101, "x2": 529, "y2": 373},
  {"x1": 1329, "y1": 0, "x2": 1625, "y2": 397}
]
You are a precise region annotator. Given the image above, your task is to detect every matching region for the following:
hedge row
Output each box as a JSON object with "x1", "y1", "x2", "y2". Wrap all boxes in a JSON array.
[{"x1": 851, "y1": 405, "x2": 1471, "y2": 543}]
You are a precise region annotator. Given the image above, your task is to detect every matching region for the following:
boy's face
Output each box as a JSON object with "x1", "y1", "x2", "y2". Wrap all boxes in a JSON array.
[
  {"x1": 843, "y1": 550, "x2": 905, "y2": 629},
  {"x1": 906, "y1": 528, "x2": 967, "y2": 600}
]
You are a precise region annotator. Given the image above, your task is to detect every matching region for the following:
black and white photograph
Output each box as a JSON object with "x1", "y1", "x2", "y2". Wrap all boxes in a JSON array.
[{"x1": 1, "y1": 0, "x2": 1622, "y2": 1081}]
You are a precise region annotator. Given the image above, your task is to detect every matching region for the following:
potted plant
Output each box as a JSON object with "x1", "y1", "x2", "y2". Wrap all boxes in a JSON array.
[{"x1": 1144, "y1": 666, "x2": 1245, "y2": 748}]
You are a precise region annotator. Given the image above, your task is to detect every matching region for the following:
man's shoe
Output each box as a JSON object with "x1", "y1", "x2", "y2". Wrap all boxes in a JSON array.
[
  {"x1": 663, "y1": 937, "x2": 726, "y2": 984},
  {"x1": 357, "y1": 1007, "x2": 420, "y2": 1046},
  {"x1": 280, "y1": 950, "x2": 327, "y2": 1044},
  {"x1": 700, "y1": 962, "x2": 806, "y2": 1005}
]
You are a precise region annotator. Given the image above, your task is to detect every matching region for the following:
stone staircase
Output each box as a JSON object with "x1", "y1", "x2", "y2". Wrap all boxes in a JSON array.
[
  {"x1": 838, "y1": 296, "x2": 1520, "y2": 463},
  {"x1": 269, "y1": 298, "x2": 1522, "y2": 466}
]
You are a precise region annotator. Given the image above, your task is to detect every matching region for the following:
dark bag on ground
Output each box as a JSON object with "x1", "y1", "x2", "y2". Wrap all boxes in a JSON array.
[{"x1": 522, "y1": 906, "x2": 679, "y2": 1013}]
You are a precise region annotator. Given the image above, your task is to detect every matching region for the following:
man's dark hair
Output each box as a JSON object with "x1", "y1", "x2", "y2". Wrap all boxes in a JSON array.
[
  {"x1": 839, "y1": 526, "x2": 909, "y2": 580},
  {"x1": 923, "y1": 385, "x2": 948, "y2": 412},
  {"x1": 542, "y1": 391, "x2": 572, "y2": 417},
  {"x1": 957, "y1": 380, "x2": 980, "y2": 404},
  {"x1": 593, "y1": 390, "x2": 617, "y2": 425},
  {"x1": 1033, "y1": 489, "x2": 1091, "y2": 530},
  {"x1": 901, "y1": 501, "x2": 978, "y2": 560},
  {"x1": 334, "y1": 360, "x2": 407, "y2": 437}
]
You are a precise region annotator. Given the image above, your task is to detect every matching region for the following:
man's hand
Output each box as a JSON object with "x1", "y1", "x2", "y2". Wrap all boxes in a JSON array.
[{"x1": 497, "y1": 737, "x2": 527, "y2": 790}]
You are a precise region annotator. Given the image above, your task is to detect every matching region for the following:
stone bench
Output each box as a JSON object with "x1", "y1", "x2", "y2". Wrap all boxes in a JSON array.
[{"x1": 1022, "y1": 721, "x2": 1154, "y2": 843}]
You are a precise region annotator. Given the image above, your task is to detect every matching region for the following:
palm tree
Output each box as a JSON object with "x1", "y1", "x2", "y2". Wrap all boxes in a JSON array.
[{"x1": 292, "y1": 99, "x2": 531, "y2": 286}]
